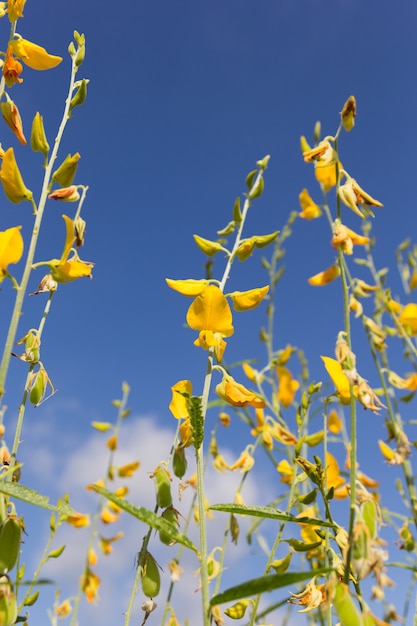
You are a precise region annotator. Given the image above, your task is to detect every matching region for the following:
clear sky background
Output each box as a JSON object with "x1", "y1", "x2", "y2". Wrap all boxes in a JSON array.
[{"x1": 1, "y1": 0, "x2": 417, "y2": 624}]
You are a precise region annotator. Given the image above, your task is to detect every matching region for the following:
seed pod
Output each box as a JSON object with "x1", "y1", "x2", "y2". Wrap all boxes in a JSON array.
[
  {"x1": 29, "y1": 367, "x2": 47, "y2": 407},
  {"x1": 155, "y1": 466, "x2": 172, "y2": 509},
  {"x1": 0, "y1": 518, "x2": 21, "y2": 574},
  {"x1": 141, "y1": 552, "x2": 160, "y2": 599},
  {"x1": 172, "y1": 446, "x2": 187, "y2": 479},
  {"x1": 159, "y1": 507, "x2": 179, "y2": 546},
  {"x1": 0, "y1": 576, "x2": 17, "y2": 626}
]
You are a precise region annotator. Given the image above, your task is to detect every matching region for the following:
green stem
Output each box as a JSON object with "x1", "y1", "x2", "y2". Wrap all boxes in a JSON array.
[{"x1": 0, "y1": 52, "x2": 79, "y2": 401}]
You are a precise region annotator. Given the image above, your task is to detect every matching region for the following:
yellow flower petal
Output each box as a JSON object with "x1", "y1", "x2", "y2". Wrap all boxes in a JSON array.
[
  {"x1": 0, "y1": 226, "x2": 23, "y2": 279},
  {"x1": 165, "y1": 278, "x2": 209, "y2": 296},
  {"x1": 10, "y1": 37, "x2": 62, "y2": 70},
  {"x1": 327, "y1": 409, "x2": 342, "y2": 434},
  {"x1": 0, "y1": 147, "x2": 32, "y2": 204},
  {"x1": 229, "y1": 285, "x2": 269, "y2": 311},
  {"x1": 186, "y1": 285, "x2": 234, "y2": 336},
  {"x1": 308, "y1": 264, "x2": 340, "y2": 286},
  {"x1": 277, "y1": 366, "x2": 299, "y2": 408},
  {"x1": 118, "y1": 461, "x2": 140, "y2": 477},
  {"x1": 398, "y1": 303, "x2": 417, "y2": 335},
  {"x1": 326, "y1": 452, "x2": 345, "y2": 490},
  {"x1": 321, "y1": 356, "x2": 351, "y2": 404},
  {"x1": 169, "y1": 380, "x2": 192, "y2": 419},
  {"x1": 298, "y1": 188, "x2": 322, "y2": 220},
  {"x1": 216, "y1": 374, "x2": 265, "y2": 408}
]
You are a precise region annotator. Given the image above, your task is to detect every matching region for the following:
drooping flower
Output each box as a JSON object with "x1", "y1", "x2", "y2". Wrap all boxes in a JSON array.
[
  {"x1": 298, "y1": 188, "x2": 322, "y2": 220},
  {"x1": 165, "y1": 277, "x2": 209, "y2": 296},
  {"x1": 2, "y1": 45, "x2": 23, "y2": 86},
  {"x1": 338, "y1": 176, "x2": 383, "y2": 219},
  {"x1": 229, "y1": 446, "x2": 255, "y2": 473},
  {"x1": 321, "y1": 356, "x2": 352, "y2": 404},
  {"x1": 341, "y1": 95, "x2": 357, "y2": 132},
  {"x1": 357, "y1": 380, "x2": 386, "y2": 414},
  {"x1": 65, "y1": 512, "x2": 90, "y2": 528},
  {"x1": 169, "y1": 380, "x2": 192, "y2": 419},
  {"x1": 308, "y1": 264, "x2": 340, "y2": 286},
  {"x1": 302, "y1": 139, "x2": 341, "y2": 191},
  {"x1": 39, "y1": 215, "x2": 93, "y2": 283},
  {"x1": 7, "y1": 0, "x2": 26, "y2": 21},
  {"x1": 187, "y1": 285, "x2": 234, "y2": 361},
  {"x1": 277, "y1": 366, "x2": 299, "y2": 407},
  {"x1": 216, "y1": 373, "x2": 265, "y2": 408},
  {"x1": 0, "y1": 147, "x2": 32, "y2": 203},
  {"x1": 228, "y1": 285, "x2": 269, "y2": 311},
  {"x1": 398, "y1": 303, "x2": 417, "y2": 335},
  {"x1": 0, "y1": 225, "x2": 23, "y2": 281},
  {"x1": 288, "y1": 578, "x2": 327, "y2": 613},
  {"x1": 98, "y1": 532, "x2": 124, "y2": 556},
  {"x1": 81, "y1": 567, "x2": 100, "y2": 604},
  {"x1": 276, "y1": 459, "x2": 293, "y2": 484},
  {"x1": 117, "y1": 461, "x2": 140, "y2": 477},
  {"x1": 10, "y1": 37, "x2": 62, "y2": 70},
  {"x1": 1, "y1": 98, "x2": 26, "y2": 144},
  {"x1": 331, "y1": 222, "x2": 370, "y2": 255}
]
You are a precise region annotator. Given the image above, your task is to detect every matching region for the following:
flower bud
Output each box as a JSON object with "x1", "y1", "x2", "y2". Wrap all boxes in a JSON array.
[
  {"x1": 0, "y1": 517, "x2": 21, "y2": 574},
  {"x1": 30, "y1": 112, "x2": 49, "y2": 157},
  {"x1": 29, "y1": 366, "x2": 53, "y2": 407},
  {"x1": 52, "y1": 153, "x2": 81, "y2": 187},
  {"x1": 159, "y1": 506, "x2": 180, "y2": 546},
  {"x1": 70, "y1": 79, "x2": 88, "y2": 112},
  {"x1": 0, "y1": 148, "x2": 32, "y2": 204}
]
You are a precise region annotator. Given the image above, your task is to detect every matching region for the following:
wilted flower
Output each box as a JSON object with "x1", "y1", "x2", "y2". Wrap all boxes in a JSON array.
[
  {"x1": 2, "y1": 45, "x2": 23, "y2": 87},
  {"x1": 338, "y1": 175, "x2": 383, "y2": 219},
  {"x1": 288, "y1": 578, "x2": 326, "y2": 613}
]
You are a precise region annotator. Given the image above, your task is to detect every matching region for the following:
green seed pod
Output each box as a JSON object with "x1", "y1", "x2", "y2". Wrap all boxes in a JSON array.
[
  {"x1": 29, "y1": 368, "x2": 47, "y2": 407},
  {"x1": 0, "y1": 576, "x2": 17, "y2": 626},
  {"x1": 30, "y1": 112, "x2": 49, "y2": 158},
  {"x1": 0, "y1": 518, "x2": 21, "y2": 574},
  {"x1": 155, "y1": 466, "x2": 172, "y2": 509},
  {"x1": 172, "y1": 446, "x2": 187, "y2": 479},
  {"x1": 24, "y1": 331, "x2": 40, "y2": 364},
  {"x1": 159, "y1": 506, "x2": 179, "y2": 546},
  {"x1": 52, "y1": 153, "x2": 81, "y2": 187},
  {"x1": 23, "y1": 590, "x2": 39, "y2": 606},
  {"x1": 141, "y1": 552, "x2": 161, "y2": 599}
]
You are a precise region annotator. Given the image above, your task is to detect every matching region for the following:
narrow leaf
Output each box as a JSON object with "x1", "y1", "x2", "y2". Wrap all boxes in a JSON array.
[
  {"x1": 210, "y1": 503, "x2": 336, "y2": 528},
  {"x1": 0, "y1": 481, "x2": 74, "y2": 516}
]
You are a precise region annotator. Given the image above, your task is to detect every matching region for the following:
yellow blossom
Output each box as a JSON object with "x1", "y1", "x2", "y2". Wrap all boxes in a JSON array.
[
  {"x1": 87, "y1": 547, "x2": 98, "y2": 567},
  {"x1": 229, "y1": 446, "x2": 255, "y2": 473},
  {"x1": 81, "y1": 567, "x2": 100, "y2": 604},
  {"x1": 341, "y1": 95, "x2": 357, "y2": 131},
  {"x1": 213, "y1": 454, "x2": 230, "y2": 473},
  {"x1": 315, "y1": 161, "x2": 339, "y2": 191},
  {"x1": 385, "y1": 370, "x2": 417, "y2": 391},
  {"x1": 308, "y1": 264, "x2": 340, "y2": 286},
  {"x1": 349, "y1": 294, "x2": 363, "y2": 317},
  {"x1": 338, "y1": 176, "x2": 383, "y2": 219},
  {"x1": 331, "y1": 222, "x2": 370, "y2": 255},
  {"x1": 187, "y1": 285, "x2": 233, "y2": 360},
  {"x1": 277, "y1": 366, "x2": 299, "y2": 407},
  {"x1": 321, "y1": 356, "x2": 352, "y2": 404},
  {"x1": 8, "y1": 0, "x2": 26, "y2": 21},
  {"x1": 106, "y1": 434, "x2": 117, "y2": 450},
  {"x1": 10, "y1": 37, "x2": 62, "y2": 70},
  {"x1": 228, "y1": 285, "x2": 269, "y2": 311},
  {"x1": 0, "y1": 146, "x2": 32, "y2": 203},
  {"x1": 276, "y1": 459, "x2": 293, "y2": 484},
  {"x1": 378, "y1": 440, "x2": 404, "y2": 465},
  {"x1": 41, "y1": 214, "x2": 93, "y2": 283},
  {"x1": 302, "y1": 139, "x2": 341, "y2": 191},
  {"x1": 169, "y1": 380, "x2": 192, "y2": 419},
  {"x1": 326, "y1": 452, "x2": 346, "y2": 491},
  {"x1": 298, "y1": 188, "x2": 321, "y2": 220},
  {"x1": 288, "y1": 578, "x2": 326, "y2": 613},
  {"x1": 99, "y1": 532, "x2": 124, "y2": 555},
  {"x1": 398, "y1": 303, "x2": 417, "y2": 335},
  {"x1": 100, "y1": 507, "x2": 119, "y2": 524},
  {"x1": 118, "y1": 460, "x2": 140, "y2": 477},
  {"x1": 216, "y1": 373, "x2": 265, "y2": 408},
  {"x1": 165, "y1": 277, "x2": 209, "y2": 296},
  {"x1": 65, "y1": 512, "x2": 90, "y2": 528},
  {"x1": 0, "y1": 225, "x2": 23, "y2": 281},
  {"x1": 2, "y1": 45, "x2": 23, "y2": 86},
  {"x1": 242, "y1": 361, "x2": 263, "y2": 383},
  {"x1": 54, "y1": 599, "x2": 72, "y2": 618},
  {"x1": 327, "y1": 409, "x2": 342, "y2": 434}
]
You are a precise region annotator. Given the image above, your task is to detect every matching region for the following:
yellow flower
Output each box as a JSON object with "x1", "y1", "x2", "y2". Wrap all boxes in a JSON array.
[
  {"x1": 7, "y1": 0, "x2": 26, "y2": 21},
  {"x1": 10, "y1": 37, "x2": 62, "y2": 70},
  {"x1": 288, "y1": 578, "x2": 326, "y2": 613},
  {"x1": 357, "y1": 380, "x2": 386, "y2": 414},
  {"x1": 228, "y1": 285, "x2": 269, "y2": 311},
  {"x1": 43, "y1": 215, "x2": 94, "y2": 283},
  {"x1": 338, "y1": 176, "x2": 383, "y2": 219},
  {"x1": 276, "y1": 458, "x2": 293, "y2": 483},
  {"x1": 2, "y1": 45, "x2": 23, "y2": 87},
  {"x1": 308, "y1": 264, "x2": 340, "y2": 286},
  {"x1": 331, "y1": 222, "x2": 370, "y2": 255},
  {"x1": 216, "y1": 373, "x2": 266, "y2": 408},
  {"x1": 302, "y1": 139, "x2": 341, "y2": 191},
  {"x1": 327, "y1": 409, "x2": 342, "y2": 434},
  {"x1": 385, "y1": 370, "x2": 417, "y2": 391},
  {"x1": 1, "y1": 98, "x2": 26, "y2": 144},
  {"x1": 229, "y1": 446, "x2": 255, "y2": 473},
  {"x1": 277, "y1": 366, "x2": 299, "y2": 407},
  {"x1": 54, "y1": 599, "x2": 72, "y2": 618},
  {"x1": 398, "y1": 303, "x2": 417, "y2": 335},
  {"x1": 81, "y1": 567, "x2": 100, "y2": 604},
  {"x1": 0, "y1": 225, "x2": 23, "y2": 281},
  {"x1": 187, "y1": 285, "x2": 233, "y2": 360},
  {"x1": 100, "y1": 507, "x2": 119, "y2": 524},
  {"x1": 169, "y1": 380, "x2": 192, "y2": 419},
  {"x1": 98, "y1": 532, "x2": 124, "y2": 555},
  {"x1": 165, "y1": 277, "x2": 209, "y2": 296},
  {"x1": 326, "y1": 452, "x2": 346, "y2": 491},
  {"x1": 65, "y1": 512, "x2": 90, "y2": 528},
  {"x1": 298, "y1": 188, "x2": 321, "y2": 220},
  {"x1": 321, "y1": 356, "x2": 352, "y2": 404},
  {"x1": 117, "y1": 460, "x2": 140, "y2": 477},
  {"x1": 341, "y1": 95, "x2": 357, "y2": 132},
  {"x1": 0, "y1": 147, "x2": 32, "y2": 203},
  {"x1": 87, "y1": 547, "x2": 98, "y2": 567}
]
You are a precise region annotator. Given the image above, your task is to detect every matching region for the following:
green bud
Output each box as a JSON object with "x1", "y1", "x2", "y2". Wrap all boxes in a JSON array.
[
  {"x1": 159, "y1": 506, "x2": 179, "y2": 546},
  {"x1": 48, "y1": 545, "x2": 65, "y2": 558},
  {"x1": 155, "y1": 466, "x2": 172, "y2": 508},
  {"x1": 193, "y1": 235, "x2": 224, "y2": 257},
  {"x1": 68, "y1": 42, "x2": 76, "y2": 56},
  {"x1": 70, "y1": 79, "x2": 88, "y2": 113},
  {"x1": 23, "y1": 590, "x2": 39, "y2": 606},
  {"x1": 52, "y1": 153, "x2": 81, "y2": 187},
  {"x1": 30, "y1": 112, "x2": 49, "y2": 158},
  {"x1": 172, "y1": 446, "x2": 187, "y2": 479},
  {"x1": 248, "y1": 175, "x2": 264, "y2": 200},
  {"x1": 141, "y1": 552, "x2": 161, "y2": 598},
  {"x1": 0, "y1": 518, "x2": 21, "y2": 574}
]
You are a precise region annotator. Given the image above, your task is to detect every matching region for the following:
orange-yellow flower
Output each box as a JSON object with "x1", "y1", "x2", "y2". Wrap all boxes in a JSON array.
[
  {"x1": 100, "y1": 507, "x2": 119, "y2": 524},
  {"x1": 2, "y1": 45, "x2": 23, "y2": 86},
  {"x1": 331, "y1": 222, "x2": 370, "y2": 255},
  {"x1": 40, "y1": 215, "x2": 93, "y2": 283},
  {"x1": 117, "y1": 460, "x2": 140, "y2": 477},
  {"x1": 99, "y1": 532, "x2": 124, "y2": 555},
  {"x1": 321, "y1": 356, "x2": 352, "y2": 404},
  {"x1": 327, "y1": 409, "x2": 342, "y2": 434},
  {"x1": 288, "y1": 578, "x2": 327, "y2": 612},
  {"x1": 169, "y1": 380, "x2": 192, "y2": 419},
  {"x1": 187, "y1": 285, "x2": 234, "y2": 360},
  {"x1": 10, "y1": 37, "x2": 62, "y2": 70},
  {"x1": 54, "y1": 599, "x2": 72, "y2": 618},
  {"x1": 216, "y1": 373, "x2": 265, "y2": 408},
  {"x1": 302, "y1": 139, "x2": 341, "y2": 191},
  {"x1": 229, "y1": 446, "x2": 255, "y2": 473},
  {"x1": 228, "y1": 285, "x2": 269, "y2": 311},
  {"x1": 308, "y1": 264, "x2": 340, "y2": 286},
  {"x1": 65, "y1": 512, "x2": 90, "y2": 528},
  {"x1": 338, "y1": 177, "x2": 383, "y2": 219},
  {"x1": 81, "y1": 567, "x2": 100, "y2": 604},
  {"x1": 298, "y1": 188, "x2": 322, "y2": 220},
  {"x1": 277, "y1": 366, "x2": 299, "y2": 407},
  {"x1": 276, "y1": 459, "x2": 293, "y2": 484},
  {"x1": 0, "y1": 225, "x2": 23, "y2": 281},
  {"x1": 7, "y1": 0, "x2": 26, "y2": 21},
  {"x1": 398, "y1": 303, "x2": 417, "y2": 335},
  {"x1": 165, "y1": 277, "x2": 209, "y2": 296},
  {"x1": 341, "y1": 95, "x2": 357, "y2": 132},
  {"x1": 48, "y1": 186, "x2": 80, "y2": 202}
]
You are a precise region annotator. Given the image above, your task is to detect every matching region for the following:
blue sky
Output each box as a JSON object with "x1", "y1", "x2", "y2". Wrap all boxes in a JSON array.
[{"x1": 2, "y1": 0, "x2": 417, "y2": 624}]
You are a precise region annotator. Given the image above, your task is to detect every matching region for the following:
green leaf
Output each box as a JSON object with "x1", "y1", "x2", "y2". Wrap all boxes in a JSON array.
[
  {"x1": 91, "y1": 485, "x2": 197, "y2": 553},
  {"x1": 210, "y1": 503, "x2": 336, "y2": 528},
  {"x1": 0, "y1": 481, "x2": 74, "y2": 516},
  {"x1": 210, "y1": 567, "x2": 332, "y2": 606}
]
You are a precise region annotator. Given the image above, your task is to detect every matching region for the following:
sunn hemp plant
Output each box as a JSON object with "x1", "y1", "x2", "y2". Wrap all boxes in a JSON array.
[{"x1": 0, "y1": 4, "x2": 416, "y2": 626}]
